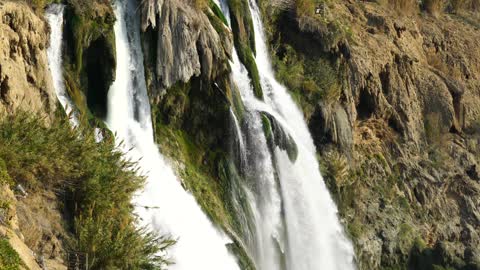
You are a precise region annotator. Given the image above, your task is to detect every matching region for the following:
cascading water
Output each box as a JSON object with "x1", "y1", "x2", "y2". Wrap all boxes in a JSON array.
[
  {"x1": 47, "y1": 0, "x2": 354, "y2": 267},
  {"x1": 46, "y1": 2, "x2": 239, "y2": 269},
  {"x1": 46, "y1": 4, "x2": 78, "y2": 126},
  {"x1": 105, "y1": 0, "x2": 240, "y2": 269},
  {"x1": 221, "y1": 0, "x2": 356, "y2": 269}
]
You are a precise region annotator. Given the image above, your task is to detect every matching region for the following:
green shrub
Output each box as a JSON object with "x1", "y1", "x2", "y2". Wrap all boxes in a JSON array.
[
  {"x1": 272, "y1": 44, "x2": 341, "y2": 117},
  {"x1": 0, "y1": 158, "x2": 13, "y2": 187},
  {"x1": 0, "y1": 238, "x2": 22, "y2": 270},
  {"x1": 0, "y1": 113, "x2": 173, "y2": 269}
]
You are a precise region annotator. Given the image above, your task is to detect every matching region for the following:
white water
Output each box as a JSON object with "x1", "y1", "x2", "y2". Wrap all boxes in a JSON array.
[
  {"x1": 221, "y1": 0, "x2": 356, "y2": 269},
  {"x1": 47, "y1": 0, "x2": 354, "y2": 268},
  {"x1": 46, "y1": 1, "x2": 239, "y2": 269},
  {"x1": 105, "y1": 0, "x2": 240, "y2": 269},
  {"x1": 46, "y1": 5, "x2": 78, "y2": 126}
]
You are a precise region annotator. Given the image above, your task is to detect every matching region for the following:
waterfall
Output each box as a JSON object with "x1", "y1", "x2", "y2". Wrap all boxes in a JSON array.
[
  {"x1": 105, "y1": 0, "x2": 240, "y2": 269},
  {"x1": 45, "y1": 4, "x2": 78, "y2": 126},
  {"x1": 221, "y1": 0, "x2": 356, "y2": 269}
]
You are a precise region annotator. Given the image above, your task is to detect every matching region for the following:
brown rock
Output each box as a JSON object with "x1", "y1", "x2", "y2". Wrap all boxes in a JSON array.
[{"x1": 0, "y1": 1, "x2": 56, "y2": 119}]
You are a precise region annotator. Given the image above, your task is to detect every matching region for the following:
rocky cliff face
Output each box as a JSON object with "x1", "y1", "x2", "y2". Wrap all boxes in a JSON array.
[
  {"x1": 260, "y1": 1, "x2": 480, "y2": 269},
  {"x1": 0, "y1": 1, "x2": 56, "y2": 120},
  {"x1": 1, "y1": 0, "x2": 479, "y2": 269},
  {"x1": 141, "y1": 0, "x2": 232, "y2": 97},
  {"x1": 0, "y1": 2, "x2": 67, "y2": 269}
]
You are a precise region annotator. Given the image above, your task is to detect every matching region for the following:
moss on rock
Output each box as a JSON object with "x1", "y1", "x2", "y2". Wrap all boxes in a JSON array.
[
  {"x1": 228, "y1": 0, "x2": 263, "y2": 99},
  {"x1": 63, "y1": 0, "x2": 116, "y2": 120},
  {"x1": 261, "y1": 112, "x2": 298, "y2": 162}
]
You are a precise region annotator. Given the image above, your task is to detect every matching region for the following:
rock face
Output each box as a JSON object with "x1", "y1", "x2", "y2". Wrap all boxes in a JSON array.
[
  {"x1": 0, "y1": 1, "x2": 56, "y2": 119},
  {"x1": 140, "y1": 0, "x2": 232, "y2": 96},
  {"x1": 334, "y1": 7, "x2": 480, "y2": 269},
  {"x1": 259, "y1": 1, "x2": 480, "y2": 269},
  {"x1": 63, "y1": 0, "x2": 116, "y2": 120}
]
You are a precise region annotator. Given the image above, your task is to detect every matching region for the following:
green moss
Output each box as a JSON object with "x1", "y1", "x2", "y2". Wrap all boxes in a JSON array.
[
  {"x1": 152, "y1": 79, "x2": 236, "y2": 230},
  {"x1": 261, "y1": 112, "x2": 298, "y2": 162},
  {"x1": 397, "y1": 223, "x2": 415, "y2": 253},
  {"x1": 0, "y1": 238, "x2": 22, "y2": 270},
  {"x1": 227, "y1": 240, "x2": 257, "y2": 270},
  {"x1": 228, "y1": 0, "x2": 263, "y2": 99},
  {"x1": 346, "y1": 219, "x2": 365, "y2": 240},
  {"x1": 63, "y1": 0, "x2": 116, "y2": 120},
  {"x1": 261, "y1": 113, "x2": 273, "y2": 140},
  {"x1": 271, "y1": 43, "x2": 342, "y2": 119},
  {"x1": 155, "y1": 118, "x2": 234, "y2": 229},
  {"x1": 209, "y1": 0, "x2": 228, "y2": 26},
  {"x1": 0, "y1": 158, "x2": 13, "y2": 187}
]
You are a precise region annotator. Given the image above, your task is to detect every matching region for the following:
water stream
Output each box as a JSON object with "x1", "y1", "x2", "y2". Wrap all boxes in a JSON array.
[{"x1": 222, "y1": 0, "x2": 356, "y2": 269}]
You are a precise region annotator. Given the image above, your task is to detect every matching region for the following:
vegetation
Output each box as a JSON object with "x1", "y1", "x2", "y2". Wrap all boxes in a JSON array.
[
  {"x1": 25, "y1": 0, "x2": 60, "y2": 12},
  {"x1": 0, "y1": 112, "x2": 173, "y2": 269},
  {"x1": 0, "y1": 238, "x2": 23, "y2": 270},
  {"x1": 63, "y1": 0, "x2": 116, "y2": 120},
  {"x1": 272, "y1": 44, "x2": 342, "y2": 118},
  {"x1": 228, "y1": 0, "x2": 263, "y2": 99},
  {"x1": 0, "y1": 158, "x2": 13, "y2": 186},
  {"x1": 423, "y1": 0, "x2": 445, "y2": 15},
  {"x1": 152, "y1": 80, "x2": 234, "y2": 229},
  {"x1": 151, "y1": 78, "x2": 257, "y2": 269},
  {"x1": 209, "y1": 0, "x2": 228, "y2": 26},
  {"x1": 376, "y1": 0, "x2": 480, "y2": 13}
]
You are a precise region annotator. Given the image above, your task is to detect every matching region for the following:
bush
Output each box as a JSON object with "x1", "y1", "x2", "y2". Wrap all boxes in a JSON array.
[
  {"x1": 0, "y1": 238, "x2": 22, "y2": 270},
  {"x1": 0, "y1": 158, "x2": 13, "y2": 187},
  {"x1": 272, "y1": 44, "x2": 341, "y2": 116},
  {"x1": 0, "y1": 113, "x2": 173, "y2": 269}
]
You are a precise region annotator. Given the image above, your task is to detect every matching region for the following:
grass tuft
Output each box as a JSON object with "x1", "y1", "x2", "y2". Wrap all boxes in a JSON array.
[{"x1": 0, "y1": 112, "x2": 174, "y2": 270}]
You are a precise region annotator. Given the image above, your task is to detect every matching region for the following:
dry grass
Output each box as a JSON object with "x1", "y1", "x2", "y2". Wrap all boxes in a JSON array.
[
  {"x1": 190, "y1": 0, "x2": 208, "y2": 10},
  {"x1": 384, "y1": 0, "x2": 419, "y2": 14},
  {"x1": 423, "y1": 0, "x2": 445, "y2": 15},
  {"x1": 450, "y1": 0, "x2": 480, "y2": 11},
  {"x1": 377, "y1": 0, "x2": 479, "y2": 14},
  {"x1": 296, "y1": 0, "x2": 316, "y2": 17}
]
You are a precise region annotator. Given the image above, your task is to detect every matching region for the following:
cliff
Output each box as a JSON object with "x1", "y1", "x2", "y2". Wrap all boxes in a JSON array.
[
  {"x1": 0, "y1": 1, "x2": 56, "y2": 120},
  {"x1": 1, "y1": 0, "x2": 479, "y2": 269},
  {"x1": 259, "y1": 0, "x2": 480, "y2": 269}
]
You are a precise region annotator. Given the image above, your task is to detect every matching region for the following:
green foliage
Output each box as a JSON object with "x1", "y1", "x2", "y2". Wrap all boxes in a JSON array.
[
  {"x1": 272, "y1": 44, "x2": 341, "y2": 118},
  {"x1": 320, "y1": 151, "x2": 350, "y2": 190},
  {"x1": 155, "y1": 121, "x2": 233, "y2": 228},
  {"x1": 261, "y1": 114, "x2": 273, "y2": 140},
  {"x1": 228, "y1": 0, "x2": 263, "y2": 99},
  {"x1": 66, "y1": 1, "x2": 115, "y2": 76},
  {"x1": 0, "y1": 113, "x2": 173, "y2": 269},
  {"x1": 0, "y1": 238, "x2": 22, "y2": 270},
  {"x1": 76, "y1": 213, "x2": 174, "y2": 270},
  {"x1": 209, "y1": 0, "x2": 228, "y2": 25},
  {"x1": 397, "y1": 223, "x2": 415, "y2": 254},
  {"x1": 25, "y1": 0, "x2": 60, "y2": 12},
  {"x1": 0, "y1": 158, "x2": 13, "y2": 187},
  {"x1": 62, "y1": 0, "x2": 116, "y2": 120},
  {"x1": 261, "y1": 112, "x2": 298, "y2": 162}
]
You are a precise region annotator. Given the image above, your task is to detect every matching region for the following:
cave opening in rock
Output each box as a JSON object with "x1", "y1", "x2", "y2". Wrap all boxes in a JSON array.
[
  {"x1": 357, "y1": 88, "x2": 375, "y2": 120},
  {"x1": 85, "y1": 37, "x2": 114, "y2": 119}
]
